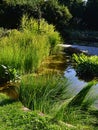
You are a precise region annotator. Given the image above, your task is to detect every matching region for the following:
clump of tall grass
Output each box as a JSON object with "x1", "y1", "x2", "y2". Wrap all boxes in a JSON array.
[
  {"x1": 21, "y1": 15, "x2": 62, "y2": 53},
  {"x1": 19, "y1": 74, "x2": 69, "y2": 114},
  {"x1": 18, "y1": 66, "x2": 98, "y2": 115},
  {"x1": 0, "y1": 15, "x2": 61, "y2": 73}
]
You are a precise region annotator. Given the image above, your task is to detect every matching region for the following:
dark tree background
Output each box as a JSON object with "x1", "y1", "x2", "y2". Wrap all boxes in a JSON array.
[{"x1": 0, "y1": 0, "x2": 98, "y2": 39}]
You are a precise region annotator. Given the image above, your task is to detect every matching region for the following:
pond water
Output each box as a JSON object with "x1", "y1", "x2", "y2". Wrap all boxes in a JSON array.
[
  {"x1": 64, "y1": 65, "x2": 98, "y2": 109},
  {"x1": 64, "y1": 66, "x2": 87, "y2": 95},
  {"x1": 39, "y1": 52, "x2": 87, "y2": 96}
]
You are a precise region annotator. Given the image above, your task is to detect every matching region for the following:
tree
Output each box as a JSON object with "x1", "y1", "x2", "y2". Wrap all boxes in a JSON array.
[
  {"x1": 58, "y1": 0, "x2": 86, "y2": 29},
  {"x1": 41, "y1": 0, "x2": 72, "y2": 39},
  {"x1": 84, "y1": 0, "x2": 98, "y2": 30},
  {"x1": 69, "y1": 0, "x2": 85, "y2": 29}
]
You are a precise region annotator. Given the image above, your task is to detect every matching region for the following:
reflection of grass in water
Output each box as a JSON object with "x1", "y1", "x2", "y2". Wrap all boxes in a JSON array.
[
  {"x1": 67, "y1": 81, "x2": 98, "y2": 109},
  {"x1": 38, "y1": 54, "x2": 69, "y2": 75}
]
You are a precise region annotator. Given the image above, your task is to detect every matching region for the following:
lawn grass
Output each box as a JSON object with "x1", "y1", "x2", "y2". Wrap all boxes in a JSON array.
[
  {"x1": 0, "y1": 93, "x2": 98, "y2": 130},
  {"x1": 0, "y1": 93, "x2": 65, "y2": 130}
]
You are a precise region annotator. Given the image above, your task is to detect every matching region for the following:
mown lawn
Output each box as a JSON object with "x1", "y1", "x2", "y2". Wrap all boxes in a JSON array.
[
  {"x1": 0, "y1": 94, "x2": 69, "y2": 130},
  {"x1": 0, "y1": 93, "x2": 98, "y2": 130}
]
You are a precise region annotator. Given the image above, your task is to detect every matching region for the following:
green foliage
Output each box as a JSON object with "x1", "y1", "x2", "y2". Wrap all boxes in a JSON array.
[
  {"x1": 41, "y1": 0, "x2": 72, "y2": 31},
  {"x1": 73, "y1": 53, "x2": 98, "y2": 80},
  {"x1": 0, "y1": 16, "x2": 61, "y2": 73},
  {"x1": 0, "y1": 64, "x2": 18, "y2": 85},
  {"x1": 0, "y1": 78, "x2": 98, "y2": 130},
  {"x1": 19, "y1": 74, "x2": 98, "y2": 129},
  {"x1": 0, "y1": 0, "x2": 41, "y2": 28},
  {"x1": 58, "y1": 0, "x2": 85, "y2": 29},
  {"x1": 84, "y1": 0, "x2": 98, "y2": 30},
  {"x1": 4, "y1": 0, "x2": 41, "y2": 5},
  {"x1": 0, "y1": 97, "x2": 97, "y2": 130}
]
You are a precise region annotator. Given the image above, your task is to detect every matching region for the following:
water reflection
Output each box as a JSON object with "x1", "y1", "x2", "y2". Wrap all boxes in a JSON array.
[
  {"x1": 64, "y1": 66, "x2": 87, "y2": 95},
  {"x1": 86, "y1": 84, "x2": 98, "y2": 109},
  {"x1": 64, "y1": 66, "x2": 98, "y2": 108}
]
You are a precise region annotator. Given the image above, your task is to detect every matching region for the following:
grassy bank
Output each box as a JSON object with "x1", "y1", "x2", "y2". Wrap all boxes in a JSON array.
[
  {"x1": 19, "y1": 74, "x2": 98, "y2": 129},
  {"x1": 0, "y1": 81, "x2": 98, "y2": 130}
]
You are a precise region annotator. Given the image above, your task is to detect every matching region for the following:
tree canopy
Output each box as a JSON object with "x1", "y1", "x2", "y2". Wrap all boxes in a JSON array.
[{"x1": 0, "y1": 0, "x2": 98, "y2": 36}]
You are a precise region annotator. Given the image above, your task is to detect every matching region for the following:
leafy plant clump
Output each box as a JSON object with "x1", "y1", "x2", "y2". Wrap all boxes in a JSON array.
[
  {"x1": 0, "y1": 64, "x2": 18, "y2": 85},
  {"x1": 73, "y1": 53, "x2": 98, "y2": 80}
]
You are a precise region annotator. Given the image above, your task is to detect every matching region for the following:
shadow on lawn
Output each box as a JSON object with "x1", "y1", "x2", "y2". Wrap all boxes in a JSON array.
[{"x1": 0, "y1": 98, "x2": 17, "y2": 106}]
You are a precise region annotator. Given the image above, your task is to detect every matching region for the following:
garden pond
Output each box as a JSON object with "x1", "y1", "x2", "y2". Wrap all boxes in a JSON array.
[{"x1": 1, "y1": 45, "x2": 98, "y2": 108}]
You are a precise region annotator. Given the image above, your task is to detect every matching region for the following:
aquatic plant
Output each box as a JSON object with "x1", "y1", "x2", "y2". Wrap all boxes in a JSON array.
[
  {"x1": 0, "y1": 64, "x2": 18, "y2": 85},
  {"x1": 73, "y1": 53, "x2": 98, "y2": 80}
]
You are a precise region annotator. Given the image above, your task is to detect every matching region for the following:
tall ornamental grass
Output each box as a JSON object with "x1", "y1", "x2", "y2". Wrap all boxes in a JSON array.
[
  {"x1": 0, "y1": 16, "x2": 61, "y2": 73},
  {"x1": 19, "y1": 74, "x2": 69, "y2": 114}
]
